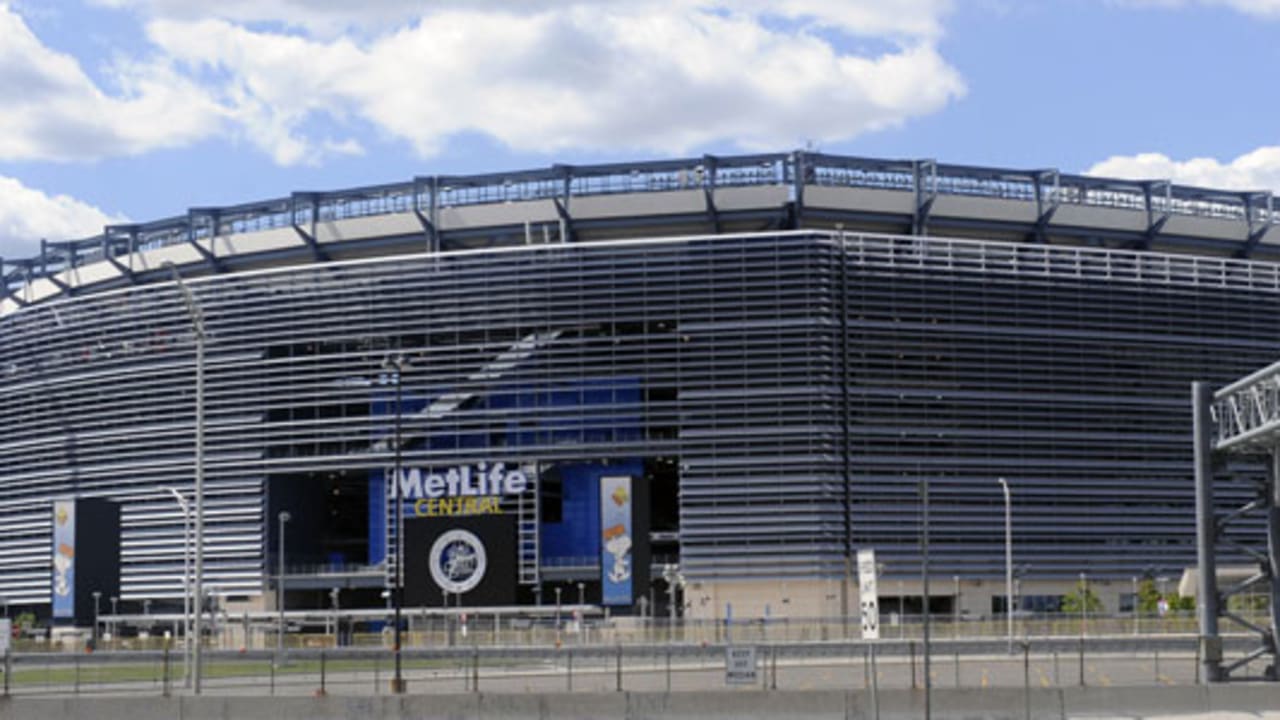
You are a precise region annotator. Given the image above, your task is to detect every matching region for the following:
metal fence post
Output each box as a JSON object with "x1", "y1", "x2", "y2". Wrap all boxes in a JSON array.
[
  {"x1": 1154, "y1": 648, "x2": 1160, "y2": 683},
  {"x1": 615, "y1": 644, "x2": 623, "y2": 692},
  {"x1": 269, "y1": 653, "x2": 275, "y2": 695},
  {"x1": 1195, "y1": 641, "x2": 1202, "y2": 685},
  {"x1": 870, "y1": 644, "x2": 880, "y2": 720},
  {"x1": 1053, "y1": 651, "x2": 1059, "y2": 686},
  {"x1": 567, "y1": 650, "x2": 573, "y2": 692},
  {"x1": 373, "y1": 652, "x2": 381, "y2": 694},
  {"x1": 472, "y1": 647, "x2": 479, "y2": 693},
  {"x1": 752, "y1": 645, "x2": 762, "y2": 691},
  {"x1": 865, "y1": 640, "x2": 875, "y2": 686},
  {"x1": 910, "y1": 641, "x2": 917, "y2": 689},
  {"x1": 1023, "y1": 642, "x2": 1031, "y2": 720},
  {"x1": 319, "y1": 650, "x2": 327, "y2": 696},
  {"x1": 954, "y1": 650, "x2": 960, "y2": 688},
  {"x1": 771, "y1": 645, "x2": 778, "y2": 690},
  {"x1": 3, "y1": 649, "x2": 9, "y2": 697},
  {"x1": 1078, "y1": 637, "x2": 1085, "y2": 687},
  {"x1": 163, "y1": 644, "x2": 171, "y2": 697},
  {"x1": 665, "y1": 647, "x2": 671, "y2": 693},
  {"x1": 74, "y1": 652, "x2": 80, "y2": 695}
]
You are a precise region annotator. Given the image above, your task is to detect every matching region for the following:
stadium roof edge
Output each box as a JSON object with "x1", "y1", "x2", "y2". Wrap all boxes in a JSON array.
[{"x1": 3, "y1": 150, "x2": 1277, "y2": 308}]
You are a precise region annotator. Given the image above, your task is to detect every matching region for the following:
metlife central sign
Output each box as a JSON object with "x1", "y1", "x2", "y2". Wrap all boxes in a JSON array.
[
  {"x1": 397, "y1": 462, "x2": 529, "y2": 499},
  {"x1": 394, "y1": 462, "x2": 531, "y2": 518}
]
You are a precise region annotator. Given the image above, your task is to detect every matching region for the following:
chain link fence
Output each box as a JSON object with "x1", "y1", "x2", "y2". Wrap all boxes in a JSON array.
[{"x1": 0, "y1": 635, "x2": 1261, "y2": 698}]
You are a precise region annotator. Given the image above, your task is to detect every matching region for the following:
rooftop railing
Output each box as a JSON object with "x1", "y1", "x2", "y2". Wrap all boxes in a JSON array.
[{"x1": 3, "y1": 151, "x2": 1275, "y2": 301}]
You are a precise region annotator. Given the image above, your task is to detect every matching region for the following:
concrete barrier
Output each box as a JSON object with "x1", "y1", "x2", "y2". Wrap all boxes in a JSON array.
[{"x1": 0, "y1": 686, "x2": 1277, "y2": 720}]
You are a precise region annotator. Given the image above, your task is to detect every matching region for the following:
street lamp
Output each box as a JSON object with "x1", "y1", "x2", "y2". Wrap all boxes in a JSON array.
[
  {"x1": 164, "y1": 261, "x2": 207, "y2": 694},
  {"x1": 1079, "y1": 571, "x2": 1088, "y2": 638},
  {"x1": 997, "y1": 477, "x2": 1013, "y2": 654},
  {"x1": 276, "y1": 510, "x2": 291, "y2": 665},
  {"x1": 382, "y1": 353, "x2": 409, "y2": 694},
  {"x1": 1131, "y1": 576, "x2": 1139, "y2": 636},
  {"x1": 92, "y1": 591, "x2": 101, "y2": 646},
  {"x1": 163, "y1": 486, "x2": 192, "y2": 687},
  {"x1": 953, "y1": 575, "x2": 960, "y2": 639},
  {"x1": 330, "y1": 588, "x2": 341, "y2": 646}
]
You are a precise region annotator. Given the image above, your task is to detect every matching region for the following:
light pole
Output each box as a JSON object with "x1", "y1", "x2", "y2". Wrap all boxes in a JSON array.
[
  {"x1": 92, "y1": 591, "x2": 101, "y2": 646},
  {"x1": 330, "y1": 588, "x2": 341, "y2": 646},
  {"x1": 163, "y1": 486, "x2": 192, "y2": 687},
  {"x1": 1079, "y1": 571, "x2": 1088, "y2": 638},
  {"x1": 164, "y1": 262, "x2": 206, "y2": 694},
  {"x1": 1131, "y1": 576, "x2": 1139, "y2": 636},
  {"x1": 953, "y1": 575, "x2": 960, "y2": 639},
  {"x1": 276, "y1": 510, "x2": 291, "y2": 665},
  {"x1": 382, "y1": 353, "x2": 409, "y2": 694},
  {"x1": 997, "y1": 477, "x2": 1013, "y2": 654}
]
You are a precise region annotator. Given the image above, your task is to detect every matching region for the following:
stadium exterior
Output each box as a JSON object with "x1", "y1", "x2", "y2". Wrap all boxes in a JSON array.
[{"x1": 2, "y1": 152, "x2": 1279, "y2": 622}]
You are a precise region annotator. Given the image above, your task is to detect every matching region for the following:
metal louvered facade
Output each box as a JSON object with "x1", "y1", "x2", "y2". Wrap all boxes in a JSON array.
[{"x1": 3, "y1": 227, "x2": 1280, "y2": 606}]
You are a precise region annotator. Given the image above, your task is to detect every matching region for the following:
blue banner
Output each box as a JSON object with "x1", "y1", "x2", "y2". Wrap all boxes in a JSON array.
[
  {"x1": 599, "y1": 476, "x2": 633, "y2": 606},
  {"x1": 51, "y1": 499, "x2": 75, "y2": 619}
]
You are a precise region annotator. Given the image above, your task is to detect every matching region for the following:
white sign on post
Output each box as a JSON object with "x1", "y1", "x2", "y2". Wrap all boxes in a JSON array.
[
  {"x1": 857, "y1": 548, "x2": 880, "y2": 640},
  {"x1": 725, "y1": 645, "x2": 758, "y2": 685}
]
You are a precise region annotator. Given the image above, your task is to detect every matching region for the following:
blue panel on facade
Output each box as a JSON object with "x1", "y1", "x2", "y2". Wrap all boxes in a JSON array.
[
  {"x1": 368, "y1": 377, "x2": 642, "y2": 564},
  {"x1": 540, "y1": 460, "x2": 644, "y2": 565},
  {"x1": 367, "y1": 471, "x2": 386, "y2": 565}
]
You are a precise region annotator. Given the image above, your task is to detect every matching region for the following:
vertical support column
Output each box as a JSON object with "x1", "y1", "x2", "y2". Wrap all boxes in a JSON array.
[
  {"x1": 1193, "y1": 381, "x2": 1222, "y2": 682},
  {"x1": 1267, "y1": 453, "x2": 1280, "y2": 679},
  {"x1": 838, "y1": 230, "x2": 853, "y2": 635}
]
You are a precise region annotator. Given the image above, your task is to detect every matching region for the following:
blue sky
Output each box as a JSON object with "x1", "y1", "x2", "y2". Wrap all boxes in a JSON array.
[{"x1": 0, "y1": 0, "x2": 1276, "y2": 260}]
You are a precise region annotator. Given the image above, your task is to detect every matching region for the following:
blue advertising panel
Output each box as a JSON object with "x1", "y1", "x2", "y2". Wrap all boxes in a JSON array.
[
  {"x1": 599, "y1": 475, "x2": 634, "y2": 606},
  {"x1": 51, "y1": 499, "x2": 75, "y2": 619}
]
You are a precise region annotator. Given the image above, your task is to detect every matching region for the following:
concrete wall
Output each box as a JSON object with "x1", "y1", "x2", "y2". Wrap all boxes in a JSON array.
[
  {"x1": 3, "y1": 686, "x2": 1279, "y2": 720},
  {"x1": 687, "y1": 577, "x2": 1141, "y2": 622}
]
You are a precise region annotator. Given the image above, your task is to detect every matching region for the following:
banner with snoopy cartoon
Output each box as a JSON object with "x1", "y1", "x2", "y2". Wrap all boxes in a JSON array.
[
  {"x1": 52, "y1": 499, "x2": 76, "y2": 619},
  {"x1": 599, "y1": 475, "x2": 634, "y2": 606}
]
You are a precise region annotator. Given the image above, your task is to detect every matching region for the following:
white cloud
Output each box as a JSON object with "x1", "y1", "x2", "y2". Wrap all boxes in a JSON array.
[
  {"x1": 0, "y1": 176, "x2": 125, "y2": 259},
  {"x1": 93, "y1": 0, "x2": 954, "y2": 39},
  {"x1": 1120, "y1": 0, "x2": 1280, "y2": 18},
  {"x1": 2, "y1": 2, "x2": 964, "y2": 165},
  {"x1": 1087, "y1": 147, "x2": 1280, "y2": 192},
  {"x1": 0, "y1": 3, "x2": 225, "y2": 162},
  {"x1": 142, "y1": 4, "x2": 966, "y2": 164}
]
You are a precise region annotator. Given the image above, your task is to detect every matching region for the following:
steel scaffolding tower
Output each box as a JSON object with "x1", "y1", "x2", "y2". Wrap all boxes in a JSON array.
[{"x1": 1195, "y1": 370, "x2": 1280, "y2": 682}]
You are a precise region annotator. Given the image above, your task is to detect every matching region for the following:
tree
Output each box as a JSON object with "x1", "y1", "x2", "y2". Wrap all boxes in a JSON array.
[
  {"x1": 1060, "y1": 579, "x2": 1103, "y2": 614},
  {"x1": 1136, "y1": 577, "x2": 1162, "y2": 614}
]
